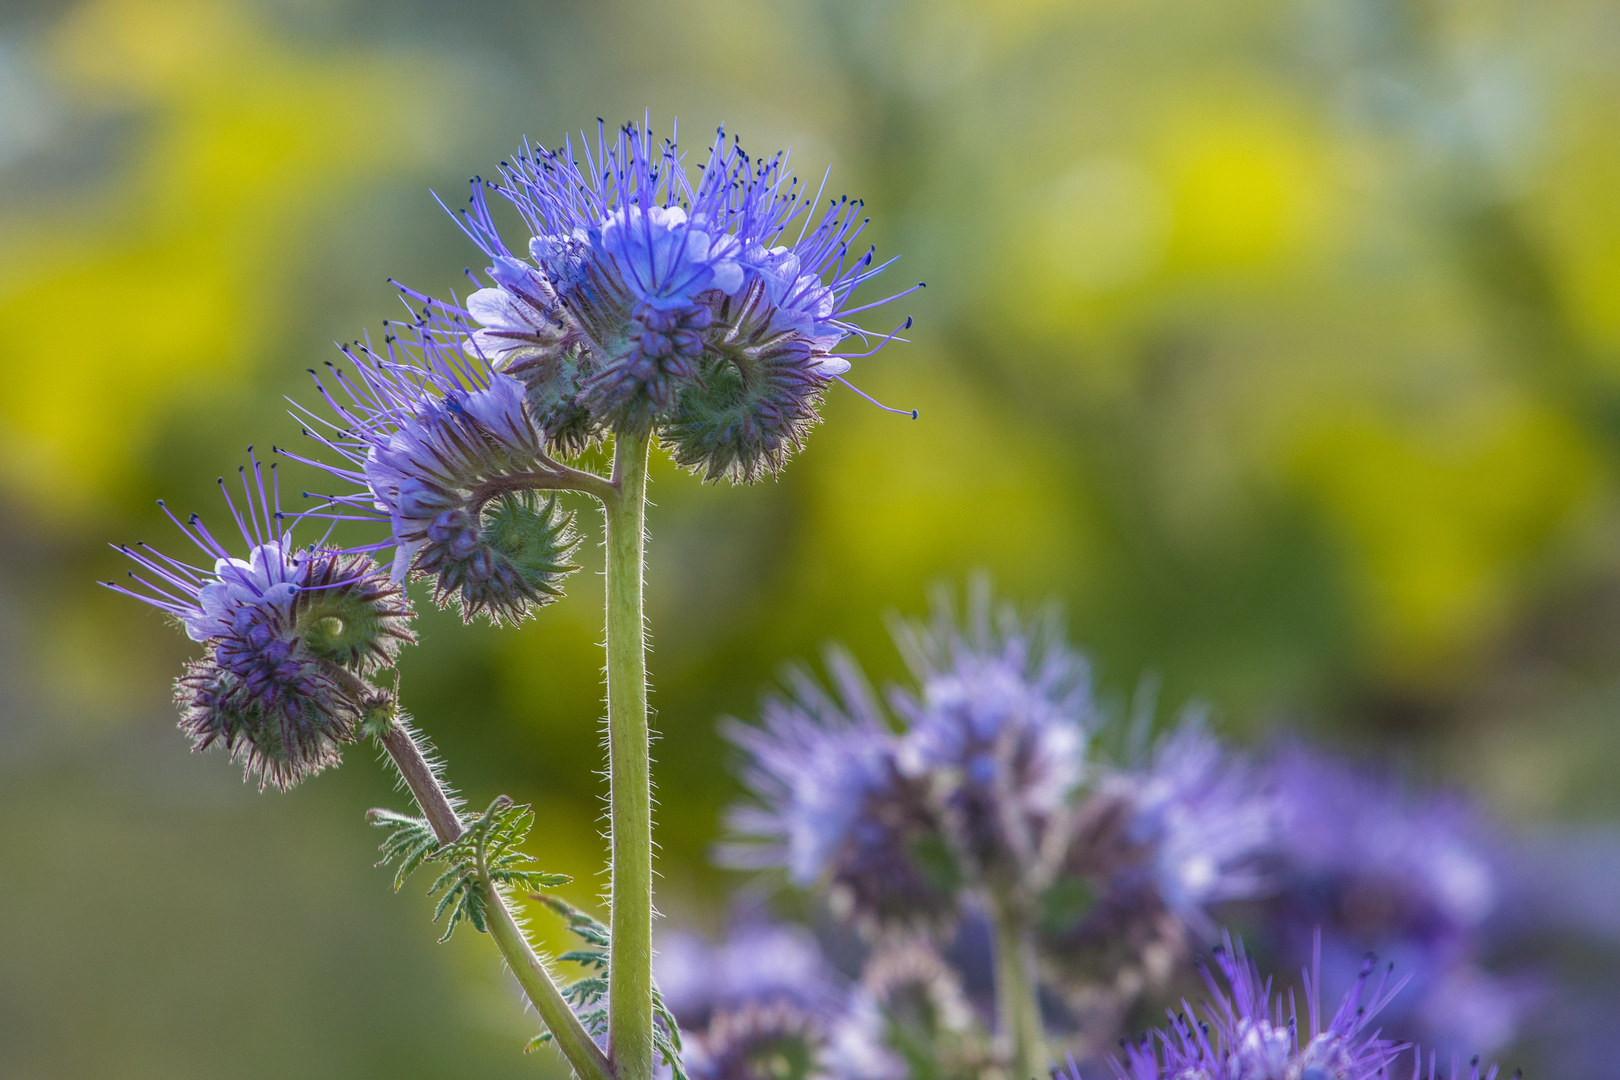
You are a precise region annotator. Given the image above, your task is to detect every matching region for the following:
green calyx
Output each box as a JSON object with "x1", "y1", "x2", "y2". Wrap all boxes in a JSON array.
[
  {"x1": 509, "y1": 347, "x2": 601, "y2": 456},
  {"x1": 292, "y1": 552, "x2": 416, "y2": 672},
  {"x1": 441, "y1": 492, "x2": 579, "y2": 625},
  {"x1": 666, "y1": 341, "x2": 825, "y2": 484},
  {"x1": 482, "y1": 491, "x2": 577, "y2": 590}
]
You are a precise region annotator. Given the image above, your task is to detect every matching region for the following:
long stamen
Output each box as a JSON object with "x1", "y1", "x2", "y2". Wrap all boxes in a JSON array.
[{"x1": 833, "y1": 376, "x2": 918, "y2": 420}]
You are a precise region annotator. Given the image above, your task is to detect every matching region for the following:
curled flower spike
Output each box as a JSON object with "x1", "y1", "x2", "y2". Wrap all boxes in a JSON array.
[
  {"x1": 104, "y1": 453, "x2": 413, "y2": 789},
  {"x1": 289, "y1": 318, "x2": 582, "y2": 625},
  {"x1": 418, "y1": 117, "x2": 917, "y2": 480},
  {"x1": 719, "y1": 648, "x2": 959, "y2": 932},
  {"x1": 1059, "y1": 934, "x2": 1408, "y2": 1080},
  {"x1": 889, "y1": 579, "x2": 1093, "y2": 894}
]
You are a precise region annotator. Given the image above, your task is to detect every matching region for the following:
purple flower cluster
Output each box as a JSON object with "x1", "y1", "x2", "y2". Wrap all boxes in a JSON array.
[
  {"x1": 280, "y1": 118, "x2": 915, "y2": 627},
  {"x1": 1069, "y1": 935, "x2": 1407, "y2": 1080},
  {"x1": 105, "y1": 455, "x2": 412, "y2": 788},
  {"x1": 1256, "y1": 746, "x2": 1529, "y2": 1056},
  {"x1": 655, "y1": 921, "x2": 901, "y2": 1080},
  {"x1": 716, "y1": 583, "x2": 1533, "y2": 1075},
  {"x1": 722, "y1": 584, "x2": 1096, "y2": 931},
  {"x1": 430, "y1": 119, "x2": 918, "y2": 480},
  {"x1": 721, "y1": 583, "x2": 1286, "y2": 975}
]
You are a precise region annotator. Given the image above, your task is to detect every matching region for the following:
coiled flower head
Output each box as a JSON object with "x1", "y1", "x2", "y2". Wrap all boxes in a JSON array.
[
  {"x1": 292, "y1": 320, "x2": 579, "y2": 625},
  {"x1": 105, "y1": 454, "x2": 413, "y2": 788},
  {"x1": 431, "y1": 118, "x2": 920, "y2": 480}
]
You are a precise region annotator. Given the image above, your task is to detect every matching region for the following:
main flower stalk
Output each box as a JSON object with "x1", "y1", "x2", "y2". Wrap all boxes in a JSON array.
[
  {"x1": 989, "y1": 892, "x2": 1046, "y2": 1080},
  {"x1": 605, "y1": 430, "x2": 654, "y2": 1080}
]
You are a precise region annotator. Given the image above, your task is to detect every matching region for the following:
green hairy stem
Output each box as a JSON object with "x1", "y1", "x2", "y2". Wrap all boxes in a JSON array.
[
  {"x1": 377, "y1": 719, "x2": 612, "y2": 1080},
  {"x1": 603, "y1": 430, "x2": 655, "y2": 1080},
  {"x1": 480, "y1": 846, "x2": 616, "y2": 1080},
  {"x1": 989, "y1": 893, "x2": 1047, "y2": 1080}
]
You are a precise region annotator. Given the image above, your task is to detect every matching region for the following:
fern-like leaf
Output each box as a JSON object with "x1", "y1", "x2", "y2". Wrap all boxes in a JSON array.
[{"x1": 369, "y1": 795, "x2": 570, "y2": 942}]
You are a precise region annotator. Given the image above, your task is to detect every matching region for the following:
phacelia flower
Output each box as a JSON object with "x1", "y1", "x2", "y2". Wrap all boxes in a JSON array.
[
  {"x1": 720, "y1": 649, "x2": 958, "y2": 931},
  {"x1": 656, "y1": 921, "x2": 901, "y2": 1080},
  {"x1": 889, "y1": 581, "x2": 1093, "y2": 894},
  {"x1": 1072, "y1": 715, "x2": 1274, "y2": 931},
  {"x1": 291, "y1": 319, "x2": 579, "y2": 625},
  {"x1": 1259, "y1": 745, "x2": 1523, "y2": 1055},
  {"x1": 105, "y1": 455, "x2": 413, "y2": 789},
  {"x1": 432, "y1": 118, "x2": 920, "y2": 481},
  {"x1": 1061, "y1": 935, "x2": 1407, "y2": 1080},
  {"x1": 1042, "y1": 716, "x2": 1274, "y2": 1034}
]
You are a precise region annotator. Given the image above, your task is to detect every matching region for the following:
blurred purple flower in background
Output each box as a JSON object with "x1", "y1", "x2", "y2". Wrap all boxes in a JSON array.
[
  {"x1": 719, "y1": 648, "x2": 956, "y2": 931},
  {"x1": 889, "y1": 581, "x2": 1093, "y2": 895},
  {"x1": 1041, "y1": 714, "x2": 1274, "y2": 1040},
  {"x1": 715, "y1": 582, "x2": 1552, "y2": 1075},
  {"x1": 656, "y1": 921, "x2": 902, "y2": 1080},
  {"x1": 1254, "y1": 744, "x2": 1531, "y2": 1055},
  {"x1": 1110, "y1": 716, "x2": 1274, "y2": 929}
]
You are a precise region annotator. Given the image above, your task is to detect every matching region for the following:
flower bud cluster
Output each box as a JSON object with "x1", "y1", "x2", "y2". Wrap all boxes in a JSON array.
[{"x1": 107, "y1": 457, "x2": 412, "y2": 788}]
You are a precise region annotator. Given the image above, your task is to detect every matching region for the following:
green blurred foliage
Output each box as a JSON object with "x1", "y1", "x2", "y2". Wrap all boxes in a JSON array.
[{"x1": 1, "y1": 0, "x2": 1618, "y2": 1074}]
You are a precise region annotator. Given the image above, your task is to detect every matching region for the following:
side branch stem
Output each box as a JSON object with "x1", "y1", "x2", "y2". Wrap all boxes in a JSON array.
[
  {"x1": 603, "y1": 430, "x2": 654, "y2": 1080},
  {"x1": 378, "y1": 723, "x2": 463, "y2": 844},
  {"x1": 375, "y1": 716, "x2": 612, "y2": 1080},
  {"x1": 480, "y1": 875, "x2": 616, "y2": 1080},
  {"x1": 473, "y1": 464, "x2": 617, "y2": 509}
]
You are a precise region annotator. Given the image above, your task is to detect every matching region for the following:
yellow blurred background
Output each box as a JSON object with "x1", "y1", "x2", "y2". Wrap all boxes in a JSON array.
[{"x1": 2, "y1": 0, "x2": 1618, "y2": 1075}]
